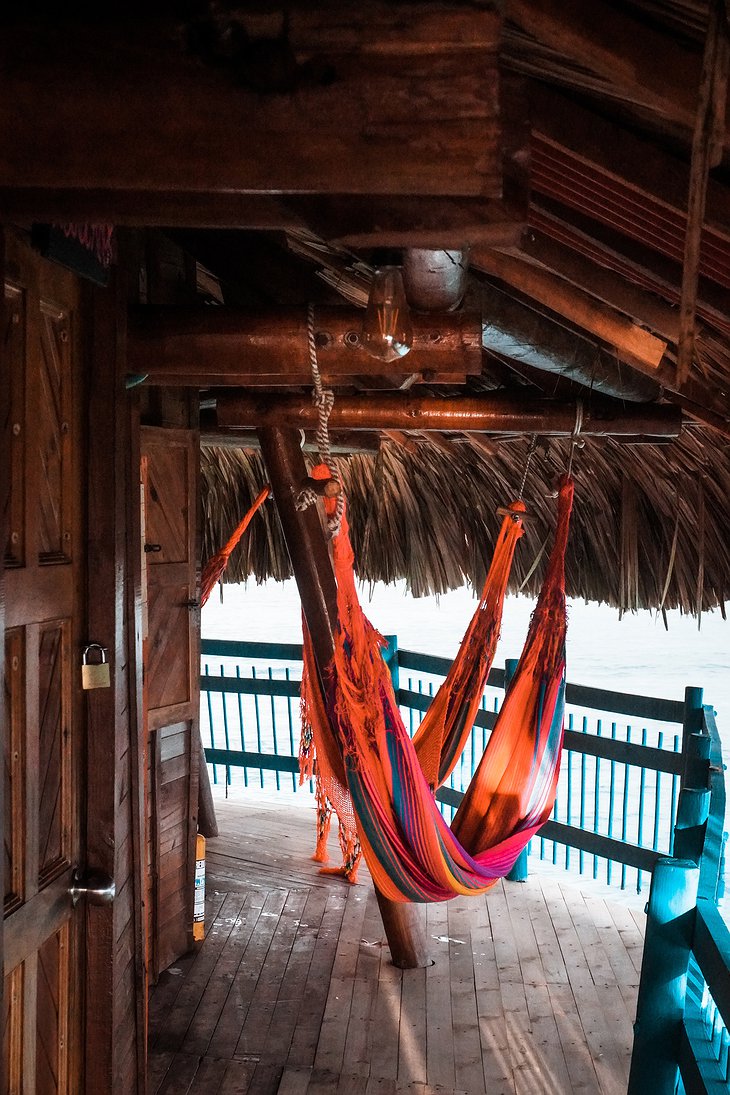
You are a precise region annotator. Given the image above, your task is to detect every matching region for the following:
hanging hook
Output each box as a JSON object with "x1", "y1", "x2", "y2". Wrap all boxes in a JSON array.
[{"x1": 566, "y1": 401, "x2": 584, "y2": 479}]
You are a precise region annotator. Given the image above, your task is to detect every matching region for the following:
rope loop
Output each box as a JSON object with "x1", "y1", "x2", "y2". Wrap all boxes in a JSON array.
[{"x1": 295, "y1": 303, "x2": 344, "y2": 537}]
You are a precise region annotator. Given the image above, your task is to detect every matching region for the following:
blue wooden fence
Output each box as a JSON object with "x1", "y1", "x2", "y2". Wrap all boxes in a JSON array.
[
  {"x1": 200, "y1": 635, "x2": 728, "y2": 1091},
  {"x1": 201, "y1": 636, "x2": 687, "y2": 894}
]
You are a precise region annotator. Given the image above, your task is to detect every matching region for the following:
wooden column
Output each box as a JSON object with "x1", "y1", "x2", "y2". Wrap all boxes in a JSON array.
[{"x1": 257, "y1": 426, "x2": 431, "y2": 969}]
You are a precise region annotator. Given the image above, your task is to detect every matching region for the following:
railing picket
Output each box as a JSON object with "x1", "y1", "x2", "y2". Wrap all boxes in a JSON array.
[
  {"x1": 566, "y1": 713, "x2": 573, "y2": 870},
  {"x1": 252, "y1": 665, "x2": 264, "y2": 788},
  {"x1": 653, "y1": 730, "x2": 663, "y2": 855},
  {"x1": 594, "y1": 719, "x2": 602, "y2": 880},
  {"x1": 286, "y1": 667, "x2": 297, "y2": 792},
  {"x1": 637, "y1": 727, "x2": 648, "y2": 893},
  {"x1": 204, "y1": 662, "x2": 218, "y2": 785},
  {"x1": 235, "y1": 665, "x2": 248, "y2": 789},
  {"x1": 269, "y1": 667, "x2": 280, "y2": 791},
  {"x1": 621, "y1": 726, "x2": 632, "y2": 890},
  {"x1": 579, "y1": 715, "x2": 587, "y2": 875},
  {"x1": 220, "y1": 663, "x2": 232, "y2": 787}
]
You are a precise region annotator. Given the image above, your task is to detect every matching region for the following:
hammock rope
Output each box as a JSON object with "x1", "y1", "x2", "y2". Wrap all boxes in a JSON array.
[
  {"x1": 295, "y1": 303, "x2": 344, "y2": 537},
  {"x1": 200, "y1": 485, "x2": 270, "y2": 607},
  {"x1": 301, "y1": 472, "x2": 574, "y2": 902}
]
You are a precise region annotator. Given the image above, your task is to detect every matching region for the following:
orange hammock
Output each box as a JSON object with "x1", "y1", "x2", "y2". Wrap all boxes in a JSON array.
[
  {"x1": 300, "y1": 466, "x2": 573, "y2": 900},
  {"x1": 200, "y1": 486, "x2": 270, "y2": 607}
]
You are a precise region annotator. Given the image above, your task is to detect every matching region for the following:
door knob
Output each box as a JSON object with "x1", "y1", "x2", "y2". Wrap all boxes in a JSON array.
[{"x1": 70, "y1": 868, "x2": 116, "y2": 907}]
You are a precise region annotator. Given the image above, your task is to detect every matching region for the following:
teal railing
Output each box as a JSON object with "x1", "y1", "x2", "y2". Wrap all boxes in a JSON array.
[
  {"x1": 202, "y1": 637, "x2": 691, "y2": 894},
  {"x1": 628, "y1": 699, "x2": 729, "y2": 1093},
  {"x1": 201, "y1": 636, "x2": 728, "y2": 1091}
]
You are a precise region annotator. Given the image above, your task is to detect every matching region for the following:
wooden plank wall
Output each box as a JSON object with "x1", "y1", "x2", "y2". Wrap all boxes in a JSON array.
[{"x1": 85, "y1": 248, "x2": 147, "y2": 1091}]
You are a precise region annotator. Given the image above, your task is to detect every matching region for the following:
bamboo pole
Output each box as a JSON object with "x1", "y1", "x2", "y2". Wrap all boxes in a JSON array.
[
  {"x1": 257, "y1": 425, "x2": 431, "y2": 969},
  {"x1": 218, "y1": 392, "x2": 682, "y2": 439}
]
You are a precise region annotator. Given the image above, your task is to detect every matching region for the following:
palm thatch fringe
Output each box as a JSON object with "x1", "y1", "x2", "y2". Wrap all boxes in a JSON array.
[{"x1": 201, "y1": 428, "x2": 730, "y2": 614}]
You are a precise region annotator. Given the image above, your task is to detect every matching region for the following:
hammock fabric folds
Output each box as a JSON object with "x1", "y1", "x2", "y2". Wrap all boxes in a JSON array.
[{"x1": 300, "y1": 466, "x2": 574, "y2": 902}]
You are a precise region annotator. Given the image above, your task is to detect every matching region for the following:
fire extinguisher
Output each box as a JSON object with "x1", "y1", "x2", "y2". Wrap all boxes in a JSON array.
[{"x1": 193, "y1": 833, "x2": 206, "y2": 943}]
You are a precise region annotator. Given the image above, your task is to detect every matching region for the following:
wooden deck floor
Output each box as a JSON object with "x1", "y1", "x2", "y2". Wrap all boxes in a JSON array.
[{"x1": 148, "y1": 791, "x2": 646, "y2": 1095}]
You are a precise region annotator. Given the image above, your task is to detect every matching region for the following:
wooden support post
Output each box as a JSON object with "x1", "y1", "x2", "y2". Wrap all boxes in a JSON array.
[
  {"x1": 257, "y1": 426, "x2": 431, "y2": 969},
  {"x1": 681, "y1": 687, "x2": 707, "y2": 788},
  {"x1": 627, "y1": 858, "x2": 699, "y2": 1095},
  {"x1": 197, "y1": 737, "x2": 219, "y2": 838},
  {"x1": 505, "y1": 657, "x2": 529, "y2": 882}
]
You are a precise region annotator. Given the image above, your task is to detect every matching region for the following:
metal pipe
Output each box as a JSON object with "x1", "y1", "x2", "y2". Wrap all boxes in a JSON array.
[
  {"x1": 481, "y1": 283, "x2": 662, "y2": 403},
  {"x1": 216, "y1": 392, "x2": 682, "y2": 439}
]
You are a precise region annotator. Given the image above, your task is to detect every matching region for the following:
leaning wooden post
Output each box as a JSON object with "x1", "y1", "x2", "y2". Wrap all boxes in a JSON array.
[
  {"x1": 257, "y1": 425, "x2": 431, "y2": 969},
  {"x1": 505, "y1": 657, "x2": 529, "y2": 882},
  {"x1": 627, "y1": 857, "x2": 699, "y2": 1094}
]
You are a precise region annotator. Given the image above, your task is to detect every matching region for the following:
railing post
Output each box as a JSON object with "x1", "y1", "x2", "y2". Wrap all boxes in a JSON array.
[
  {"x1": 682, "y1": 686, "x2": 705, "y2": 788},
  {"x1": 383, "y1": 635, "x2": 400, "y2": 694},
  {"x1": 628, "y1": 857, "x2": 699, "y2": 1094},
  {"x1": 504, "y1": 657, "x2": 529, "y2": 883}
]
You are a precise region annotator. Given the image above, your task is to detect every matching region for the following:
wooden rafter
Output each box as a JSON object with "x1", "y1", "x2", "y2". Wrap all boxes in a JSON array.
[
  {"x1": 472, "y1": 246, "x2": 668, "y2": 372},
  {"x1": 677, "y1": 0, "x2": 730, "y2": 384}
]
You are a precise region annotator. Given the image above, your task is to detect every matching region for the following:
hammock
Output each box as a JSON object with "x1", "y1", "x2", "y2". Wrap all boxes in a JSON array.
[
  {"x1": 301, "y1": 472, "x2": 573, "y2": 901},
  {"x1": 300, "y1": 480, "x2": 526, "y2": 881},
  {"x1": 200, "y1": 486, "x2": 270, "y2": 607}
]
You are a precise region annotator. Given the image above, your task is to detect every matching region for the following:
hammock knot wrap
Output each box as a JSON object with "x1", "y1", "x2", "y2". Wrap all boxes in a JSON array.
[{"x1": 299, "y1": 468, "x2": 573, "y2": 903}]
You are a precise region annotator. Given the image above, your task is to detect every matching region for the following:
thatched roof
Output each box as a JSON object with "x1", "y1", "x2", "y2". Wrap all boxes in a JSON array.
[
  {"x1": 167, "y1": 0, "x2": 730, "y2": 615},
  {"x1": 201, "y1": 424, "x2": 730, "y2": 615}
]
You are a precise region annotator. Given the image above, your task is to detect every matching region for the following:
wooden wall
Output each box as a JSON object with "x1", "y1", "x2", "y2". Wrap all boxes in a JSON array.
[{"x1": 1, "y1": 229, "x2": 147, "y2": 1092}]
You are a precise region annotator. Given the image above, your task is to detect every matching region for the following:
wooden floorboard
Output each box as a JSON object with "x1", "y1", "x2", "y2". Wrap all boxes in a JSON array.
[{"x1": 148, "y1": 791, "x2": 644, "y2": 1094}]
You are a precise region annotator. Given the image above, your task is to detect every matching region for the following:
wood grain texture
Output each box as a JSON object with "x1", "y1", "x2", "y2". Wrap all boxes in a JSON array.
[
  {"x1": 0, "y1": 10, "x2": 501, "y2": 199},
  {"x1": 147, "y1": 792, "x2": 644, "y2": 1094}
]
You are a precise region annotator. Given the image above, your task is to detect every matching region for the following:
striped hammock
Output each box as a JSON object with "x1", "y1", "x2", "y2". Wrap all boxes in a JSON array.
[{"x1": 300, "y1": 471, "x2": 573, "y2": 902}]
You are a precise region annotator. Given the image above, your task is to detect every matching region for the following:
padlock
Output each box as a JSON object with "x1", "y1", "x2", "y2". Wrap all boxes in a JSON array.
[{"x1": 81, "y1": 644, "x2": 111, "y2": 690}]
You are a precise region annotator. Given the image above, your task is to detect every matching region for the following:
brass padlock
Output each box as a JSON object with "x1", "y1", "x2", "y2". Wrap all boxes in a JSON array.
[{"x1": 81, "y1": 644, "x2": 111, "y2": 690}]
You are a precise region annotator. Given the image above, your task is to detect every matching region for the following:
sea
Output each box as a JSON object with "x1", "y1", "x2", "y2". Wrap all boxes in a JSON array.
[{"x1": 202, "y1": 578, "x2": 730, "y2": 737}]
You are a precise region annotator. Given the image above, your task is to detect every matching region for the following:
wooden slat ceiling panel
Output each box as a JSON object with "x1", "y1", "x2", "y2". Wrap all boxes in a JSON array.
[{"x1": 531, "y1": 134, "x2": 730, "y2": 288}]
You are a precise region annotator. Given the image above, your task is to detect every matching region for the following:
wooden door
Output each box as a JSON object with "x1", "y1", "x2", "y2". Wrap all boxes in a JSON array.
[
  {"x1": 141, "y1": 427, "x2": 200, "y2": 980},
  {"x1": 2, "y1": 234, "x2": 86, "y2": 1092}
]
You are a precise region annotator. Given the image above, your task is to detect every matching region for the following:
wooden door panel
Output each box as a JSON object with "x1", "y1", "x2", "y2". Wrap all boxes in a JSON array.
[
  {"x1": 144, "y1": 445, "x2": 191, "y2": 565},
  {"x1": 4, "y1": 630, "x2": 24, "y2": 916},
  {"x1": 35, "y1": 923, "x2": 70, "y2": 1095},
  {"x1": 3, "y1": 282, "x2": 26, "y2": 570},
  {"x1": 37, "y1": 621, "x2": 71, "y2": 886},
  {"x1": 36, "y1": 302, "x2": 73, "y2": 565},
  {"x1": 147, "y1": 569, "x2": 192, "y2": 712}
]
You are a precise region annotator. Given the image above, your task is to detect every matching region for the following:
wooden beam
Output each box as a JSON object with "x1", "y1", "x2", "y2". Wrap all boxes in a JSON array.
[
  {"x1": 472, "y1": 246, "x2": 668, "y2": 372},
  {"x1": 506, "y1": 0, "x2": 706, "y2": 139},
  {"x1": 219, "y1": 392, "x2": 683, "y2": 439},
  {"x1": 257, "y1": 426, "x2": 431, "y2": 970},
  {"x1": 130, "y1": 307, "x2": 482, "y2": 385},
  {"x1": 509, "y1": 228, "x2": 682, "y2": 343},
  {"x1": 677, "y1": 0, "x2": 730, "y2": 384},
  {"x1": 0, "y1": 190, "x2": 522, "y2": 248},
  {"x1": 0, "y1": 9, "x2": 500, "y2": 203}
]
